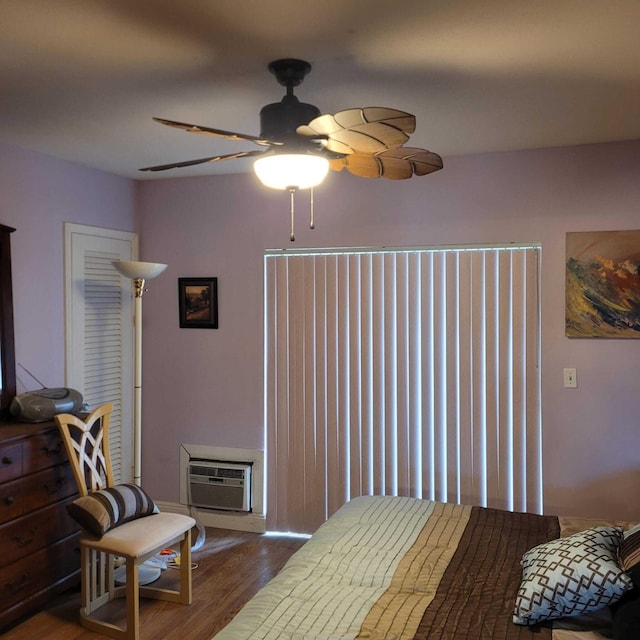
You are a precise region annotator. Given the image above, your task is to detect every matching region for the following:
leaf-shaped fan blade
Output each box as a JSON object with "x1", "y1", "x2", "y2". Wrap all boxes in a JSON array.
[
  {"x1": 297, "y1": 108, "x2": 416, "y2": 155},
  {"x1": 140, "y1": 149, "x2": 267, "y2": 172},
  {"x1": 153, "y1": 117, "x2": 279, "y2": 147},
  {"x1": 329, "y1": 147, "x2": 443, "y2": 180}
]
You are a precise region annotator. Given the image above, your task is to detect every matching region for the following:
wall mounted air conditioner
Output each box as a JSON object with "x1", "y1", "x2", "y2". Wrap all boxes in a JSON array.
[{"x1": 187, "y1": 460, "x2": 252, "y2": 512}]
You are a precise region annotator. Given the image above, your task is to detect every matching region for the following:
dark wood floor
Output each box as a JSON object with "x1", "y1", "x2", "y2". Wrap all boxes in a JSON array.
[{"x1": 2, "y1": 528, "x2": 307, "y2": 640}]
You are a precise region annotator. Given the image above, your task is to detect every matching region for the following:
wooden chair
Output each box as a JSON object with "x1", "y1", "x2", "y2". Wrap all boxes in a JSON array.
[{"x1": 55, "y1": 403, "x2": 195, "y2": 640}]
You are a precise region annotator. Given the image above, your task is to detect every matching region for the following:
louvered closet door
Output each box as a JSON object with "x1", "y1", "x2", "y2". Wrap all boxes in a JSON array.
[{"x1": 64, "y1": 223, "x2": 137, "y2": 484}]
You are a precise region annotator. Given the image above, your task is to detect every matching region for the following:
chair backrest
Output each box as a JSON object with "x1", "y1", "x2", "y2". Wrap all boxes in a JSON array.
[{"x1": 55, "y1": 403, "x2": 115, "y2": 496}]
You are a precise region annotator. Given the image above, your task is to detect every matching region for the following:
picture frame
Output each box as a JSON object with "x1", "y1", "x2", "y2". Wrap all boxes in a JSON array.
[
  {"x1": 178, "y1": 277, "x2": 218, "y2": 329},
  {"x1": 566, "y1": 230, "x2": 640, "y2": 338}
]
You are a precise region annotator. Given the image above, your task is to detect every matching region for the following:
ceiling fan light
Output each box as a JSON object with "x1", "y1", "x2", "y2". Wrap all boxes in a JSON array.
[{"x1": 254, "y1": 154, "x2": 329, "y2": 190}]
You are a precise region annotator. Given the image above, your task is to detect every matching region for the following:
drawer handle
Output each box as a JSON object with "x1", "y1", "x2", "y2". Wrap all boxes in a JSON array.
[
  {"x1": 5, "y1": 573, "x2": 30, "y2": 594},
  {"x1": 12, "y1": 531, "x2": 36, "y2": 548},
  {"x1": 44, "y1": 478, "x2": 64, "y2": 494},
  {"x1": 4, "y1": 495, "x2": 15, "y2": 506},
  {"x1": 42, "y1": 442, "x2": 63, "y2": 455},
  {"x1": 1, "y1": 456, "x2": 13, "y2": 465}
]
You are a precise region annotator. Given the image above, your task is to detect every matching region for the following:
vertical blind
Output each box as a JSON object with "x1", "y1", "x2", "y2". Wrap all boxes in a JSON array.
[{"x1": 265, "y1": 245, "x2": 542, "y2": 534}]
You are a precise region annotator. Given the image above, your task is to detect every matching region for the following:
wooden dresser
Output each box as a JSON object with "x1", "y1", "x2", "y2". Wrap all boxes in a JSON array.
[{"x1": 0, "y1": 419, "x2": 80, "y2": 629}]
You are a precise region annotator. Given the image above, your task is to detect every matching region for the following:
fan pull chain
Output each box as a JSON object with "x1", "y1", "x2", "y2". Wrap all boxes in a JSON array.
[
  {"x1": 289, "y1": 187, "x2": 296, "y2": 242},
  {"x1": 310, "y1": 187, "x2": 315, "y2": 229},
  {"x1": 286, "y1": 187, "x2": 317, "y2": 242}
]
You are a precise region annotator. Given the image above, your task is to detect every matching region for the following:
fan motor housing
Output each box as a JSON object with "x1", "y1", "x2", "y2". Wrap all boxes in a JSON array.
[{"x1": 260, "y1": 95, "x2": 320, "y2": 143}]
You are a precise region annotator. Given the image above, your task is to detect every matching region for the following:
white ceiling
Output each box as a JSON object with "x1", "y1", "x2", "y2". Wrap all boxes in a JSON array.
[{"x1": 2, "y1": 0, "x2": 640, "y2": 180}]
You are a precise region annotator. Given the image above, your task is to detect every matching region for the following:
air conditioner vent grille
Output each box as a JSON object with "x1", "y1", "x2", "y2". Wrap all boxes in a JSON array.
[
  {"x1": 190, "y1": 465, "x2": 216, "y2": 477},
  {"x1": 190, "y1": 465, "x2": 246, "y2": 480},
  {"x1": 217, "y1": 467, "x2": 244, "y2": 479}
]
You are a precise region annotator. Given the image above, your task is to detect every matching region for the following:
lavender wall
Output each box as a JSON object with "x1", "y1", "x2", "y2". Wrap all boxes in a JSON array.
[
  {"x1": 4, "y1": 134, "x2": 635, "y2": 526},
  {"x1": 137, "y1": 139, "x2": 640, "y2": 523},
  {"x1": 0, "y1": 142, "x2": 136, "y2": 392}
]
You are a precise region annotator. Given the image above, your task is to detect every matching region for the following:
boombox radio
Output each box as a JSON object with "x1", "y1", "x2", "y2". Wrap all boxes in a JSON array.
[{"x1": 9, "y1": 387, "x2": 84, "y2": 422}]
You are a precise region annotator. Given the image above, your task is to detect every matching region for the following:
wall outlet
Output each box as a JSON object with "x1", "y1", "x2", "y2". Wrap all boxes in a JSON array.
[{"x1": 563, "y1": 367, "x2": 577, "y2": 388}]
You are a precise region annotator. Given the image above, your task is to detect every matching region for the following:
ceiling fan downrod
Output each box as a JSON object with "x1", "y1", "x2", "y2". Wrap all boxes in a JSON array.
[{"x1": 260, "y1": 59, "x2": 320, "y2": 143}]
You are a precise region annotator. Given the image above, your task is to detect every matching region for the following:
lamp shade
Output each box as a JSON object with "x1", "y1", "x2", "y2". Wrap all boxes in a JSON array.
[
  {"x1": 113, "y1": 260, "x2": 167, "y2": 280},
  {"x1": 254, "y1": 154, "x2": 329, "y2": 190}
]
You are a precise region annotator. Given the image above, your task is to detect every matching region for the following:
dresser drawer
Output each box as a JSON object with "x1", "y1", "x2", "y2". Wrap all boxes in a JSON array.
[
  {"x1": 0, "y1": 496, "x2": 79, "y2": 568},
  {"x1": 24, "y1": 428, "x2": 68, "y2": 471},
  {"x1": 0, "y1": 478, "x2": 23, "y2": 523},
  {"x1": 0, "y1": 442, "x2": 22, "y2": 483},
  {"x1": 0, "y1": 533, "x2": 80, "y2": 612},
  {"x1": 23, "y1": 463, "x2": 78, "y2": 513},
  {"x1": 0, "y1": 463, "x2": 78, "y2": 524}
]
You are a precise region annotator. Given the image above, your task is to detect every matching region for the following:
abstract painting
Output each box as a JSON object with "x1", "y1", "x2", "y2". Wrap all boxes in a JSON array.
[{"x1": 566, "y1": 230, "x2": 640, "y2": 338}]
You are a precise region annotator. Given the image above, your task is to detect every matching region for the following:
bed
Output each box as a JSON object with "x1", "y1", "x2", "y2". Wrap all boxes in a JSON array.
[{"x1": 212, "y1": 495, "x2": 640, "y2": 640}]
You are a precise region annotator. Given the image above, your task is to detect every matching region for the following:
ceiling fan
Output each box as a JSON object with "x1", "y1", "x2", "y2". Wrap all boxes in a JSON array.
[{"x1": 140, "y1": 58, "x2": 443, "y2": 239}]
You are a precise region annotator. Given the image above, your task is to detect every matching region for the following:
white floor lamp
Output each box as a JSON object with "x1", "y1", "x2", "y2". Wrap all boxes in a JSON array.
[{"x1": 113, "y1": 260, "x2": 167, "y2": 487}]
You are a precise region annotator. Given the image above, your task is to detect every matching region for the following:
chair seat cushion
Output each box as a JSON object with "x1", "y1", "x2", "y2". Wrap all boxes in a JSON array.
[
  {"x1": 68, "y1": 483, "x2": 159, "y2": 536},
  {"x1": 82, "y1": 512, "x2": 196, "y2": 558}
]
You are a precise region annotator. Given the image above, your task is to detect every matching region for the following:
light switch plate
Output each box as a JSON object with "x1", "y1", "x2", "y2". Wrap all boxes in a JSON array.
[{"x1": 563, "y1": 367, "x2": 577, "y2": 388}]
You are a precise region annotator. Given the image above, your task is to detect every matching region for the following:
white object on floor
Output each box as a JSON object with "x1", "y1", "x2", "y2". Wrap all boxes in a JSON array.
[
  {"x1": 114, "y1": 563, "x2": 162, "y2": 586},
  {"x1": 144, "y1": 555, "x2": 168, "y2": 569},
  {"x1": 190, "y1": 505, "x2": 207, "y2": 551}
]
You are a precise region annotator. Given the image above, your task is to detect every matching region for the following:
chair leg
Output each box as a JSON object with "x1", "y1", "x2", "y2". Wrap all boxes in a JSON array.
[
  {"x1": 125, "y1": 559, "x2": 140, "y2": 640},
  {"x1": 179, "y1": 529, "x2": 192, "y2": 604},
  {"x1": 81, "y1": 546, "x2": 91, "y2": 612},
  {"x1": 139, "y1": 530, "x2": 193, "y2": 605}
]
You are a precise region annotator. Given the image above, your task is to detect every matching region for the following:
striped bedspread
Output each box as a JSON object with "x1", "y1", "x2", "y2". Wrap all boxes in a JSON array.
[{"x1": 212, "y1": 496, "x2": 599, "y2": 639}]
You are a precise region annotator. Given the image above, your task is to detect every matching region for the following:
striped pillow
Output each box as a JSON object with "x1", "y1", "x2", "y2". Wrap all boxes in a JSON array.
[
  {"x1": 68, "y1": 483, "x2": 159, "y2": 537},
  {"x1": 620, "y1": 524, "x2": 640, "y2": 571}
]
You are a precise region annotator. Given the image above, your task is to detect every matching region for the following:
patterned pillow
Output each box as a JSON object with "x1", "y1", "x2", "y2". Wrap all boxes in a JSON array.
[
  {"x1": 67, "y1": 483, "x2": 159, "y2": 537},
  {"x1": 513, "y1": 526, "x2": 633, "y2": 625}
]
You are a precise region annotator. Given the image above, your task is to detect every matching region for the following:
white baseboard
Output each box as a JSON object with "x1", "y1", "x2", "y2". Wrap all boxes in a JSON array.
[{"x1": 156, "y1": 500, "x2": 266, "y2": 534}]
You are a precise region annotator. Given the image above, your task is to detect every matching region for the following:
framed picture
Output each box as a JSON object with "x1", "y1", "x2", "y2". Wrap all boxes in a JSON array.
[
  {"x1": 178, "y1": 277, "x2": 218, "y2": 329},
  {"x1": 566, "y1": 230, "x2": 640, "y2": 338}
]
